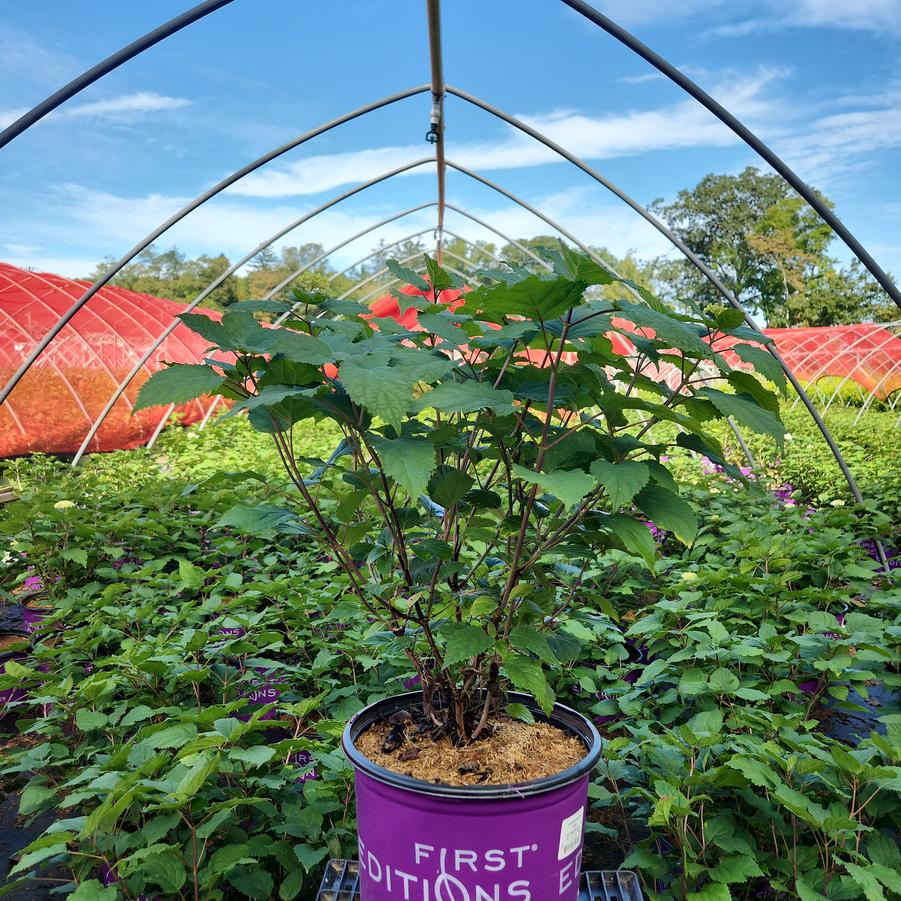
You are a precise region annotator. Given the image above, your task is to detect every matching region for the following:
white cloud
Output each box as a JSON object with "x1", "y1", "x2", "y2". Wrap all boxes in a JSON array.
[
  {"x1": 714, "y1": 0, "x2": 901, "y2": 36},
  {"x1": 62, "y1": 91, "x2": 192, "y2": 120},
  {"x1": 231, "y1": 67, "x2": 785, "y2": 199},
  {"x1": 772, "y1": 86, "x2": 901, "y2": 183},
  {"x1": 0, "y1": 107, "x2": 27, "y2": 128}
]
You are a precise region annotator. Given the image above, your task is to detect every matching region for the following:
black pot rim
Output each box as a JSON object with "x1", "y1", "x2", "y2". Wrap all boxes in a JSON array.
[{"x1": 342, "y1": 690, "x2": 602, "y2": 800}]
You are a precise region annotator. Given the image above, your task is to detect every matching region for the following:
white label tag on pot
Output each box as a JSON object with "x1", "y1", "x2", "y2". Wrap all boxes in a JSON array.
[{"x1": 557, "y1": 807, "x2": 584, "y2": 860}]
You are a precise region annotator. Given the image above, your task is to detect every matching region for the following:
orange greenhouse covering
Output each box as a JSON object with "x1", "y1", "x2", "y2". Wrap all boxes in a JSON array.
[
  {"x1": 757, "y1": 323, "x2": 901, "y2": 398},
  {"x1": 0, "y1": 263, "x2": 218, "y2": 457}
]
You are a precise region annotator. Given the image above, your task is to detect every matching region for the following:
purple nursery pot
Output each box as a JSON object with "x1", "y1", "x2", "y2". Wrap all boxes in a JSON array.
[{"x1": 343, "y1": 691, "x2": 601, "y2": 901}]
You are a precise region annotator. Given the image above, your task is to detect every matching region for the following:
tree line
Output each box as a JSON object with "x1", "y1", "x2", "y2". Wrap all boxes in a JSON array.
[{"x1": 89, "y1": 167, "x2": 896, "y2": 327}]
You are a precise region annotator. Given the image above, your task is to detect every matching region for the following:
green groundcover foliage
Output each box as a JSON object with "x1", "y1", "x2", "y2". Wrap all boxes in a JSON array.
[{"x1": 1, "y1": 253, "x2": 899, "y2": 900}]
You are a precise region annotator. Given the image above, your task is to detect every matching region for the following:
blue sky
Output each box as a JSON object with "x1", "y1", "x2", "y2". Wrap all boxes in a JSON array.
[{"x1": 1, "y1": 0, "x2": 900, "y2": 284}]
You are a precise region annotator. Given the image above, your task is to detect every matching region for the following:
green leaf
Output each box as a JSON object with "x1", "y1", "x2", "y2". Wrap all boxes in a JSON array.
[
  {"x1": 678, "y1": 668, "x2": 708, "y2": 696},
  {"x1": 505, "y1": 702, "x2": 535, "y2": 724},
  {"x1": 686, "y1": 884, "x2": 732, "y2": 901},
  {"x1": 173, "y1": 752, "x2": 220, "y2": 800},
  {"x1": 732, "y1": 343, "x2": 787, "y2": 394},
  {"x1": 441, "y1": 623, "x2": 494, "y2": 666},
  {"x1": 294, "y1": 844, "x2": 329, "y2": 871},
  {"x1": 605, "y1": 514, "x2": 657, "y2": 568},
  {"x1": 69, "y1": 880, "x2": 118, "y2": 901},
  {"x1": 687, "y1": 708, "x2": 723, "y2": 738},
  {"x1": 227, "y1": 866, "x2": 275, "y2": 900},
  {"x1": 339, "y1": 354, "x2": 417, "y2": 431},
  {"x1": 463, "y1": 275, "x2": 587, "y2": 323},
  {"x1": 709, "y1": 667, "x2": 740, "y2": 694},
  {"x1": 635, "y1": 485, "x2": 698, "y2": 545},
  {"x1": 178, "y1": 559, "x2": 205, "y2": 590},
  {"x1": 217, "y1": 504, "x2": 315, "y2": 537},
  {"x1": 709, "y1": 855, "x2": 765, "y2": 884},
  {"x1": 714, "y1": 307, "x2": 746, "y2": 329},
  {"x1": 425, "y1": 255, "x2": 455, "y2": 292},
  {"x1": 428, "y1": 467, "x2": 475, "y2": 508},
  {"x1": 60, "y1": 548, "x2": 88, "y2": 566},
  {"x1": 230, "y1": 746, "x2": 276, "y2": 768},
  {"x1": 121, "y1": 705, "x2": 154, "y2": 727},
  {"x1": 508, "y1": 625, "x2": 558, "y2": 665},
  {"x1": 141, "y1": 849, "x2": 187, "y2": 894},
  {"x1": 385, "y1": 259, "x2": 431, "y2": 292},
  {"x1": 697, "y1": 388, "x2": 785, "y2": 446},
  {"x1": 413, "y1": 380, "x2": 516, "y2": 414},
  {"x1": 512, "y1": 465, "x2": 595, "y2": 508},
  {"x1": 262, "y1": 329, "x2": 333, "y2": 365},
  {"x1": 19, "y1": 784, "x2": 55, "y2": 815},
  {"x1": 616, "y1": 301, "x2": 712, "y2": 359},
  {"x1": 8, "y1": 842, "x2": 68, "y2": 877},
  {"x1": 75, "y1": 709, "x2": 107, "y2": 731},
  {"x1": 371, "y1": 436, "x2": 437, "y2": 499},
  {"x1": 844, "y1": 863, "x2": 888, "y2": 901},
  {"x1": 279, "y1": 869, "x2": 306, "y2": 900},
  {"x1": 134, "y1": 364, "x2": 224, "y2": 411},
  {"x1": 502, "y1": 654, "x2": 555, "y2": 714},
  {"x1": 590, "y1": 460, "x2": 650, "y2": 510}
]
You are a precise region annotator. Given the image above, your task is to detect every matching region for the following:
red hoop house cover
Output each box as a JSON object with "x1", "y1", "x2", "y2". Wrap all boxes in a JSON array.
[
  {"x1": 758, "y1": 323, "x2": 901, "y2": 398},
  {"x1": 0, "y1": 263, "x2": 219, "y2": 457}
]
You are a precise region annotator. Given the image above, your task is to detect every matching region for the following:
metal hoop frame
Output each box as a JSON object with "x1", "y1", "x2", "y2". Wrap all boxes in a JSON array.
[{"x1": 0, "y1": 0, "x2": 894, "y2": 567}]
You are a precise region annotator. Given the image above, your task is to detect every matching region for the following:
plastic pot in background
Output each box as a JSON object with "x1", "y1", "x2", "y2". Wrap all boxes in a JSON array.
[{"x1": 343, "y1": 691, "x2": 602, "y2": 901}]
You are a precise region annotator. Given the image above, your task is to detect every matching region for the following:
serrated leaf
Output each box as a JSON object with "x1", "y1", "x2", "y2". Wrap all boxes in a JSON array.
[
  {"x1": 441, "y1": 623, "x2": 494, "y2": 666},
  {"x1": 844, "y1": 863, "x2": 888, "y2": 901},
  {"x1": 616, "y1": 301, "x2": 712, "y2": 359},
  {"x1": 134, "y1": 364, "x2": 224, "y2": 411},
  {"x1": 732, "y1": 343, "x2": 787, "y2": 394},
  {"x1": 502, "y1": 655, "x2": 555, "y2": 714},
  {"x1": 678, "y1": 668, "x2": 708, "y2": 696},
  {"x1": 60, "y1": 548, "x2": 88, "y2": 567},
  {"x1": 709, "y1": 667, "x2": 740, "y2": 693},
  {"x1": 413, "y1": 380, "x2": 516, "y2": 414},
  {"x1": 69, "y1": 881, "x2": 118, "y2": 901},
  {"x1": 230, "y1": 746, "x2": 276, "y2": 767},
  {"x1": 227, "y1": 866, "x2": 274, "y2": 900},
  {"x1": 8, "y1": 842, "x2": 68, "y2": 877},
  {"x1": 635, "y1": 484, "x2": 698, "y2": 545},
  {"x1": 428, "y1": 467, "x2": 475, "y2": 508},
  {"x1": 463, "y1": 274, "x2": 587, "y2": 323},
  {"x1": 178, "y1": 559, "x2": 205, "y2": 590},
  {"x1": 371, "y1": 436, "x2": 437, "y2": 499},
  {"x1": 217, "y1": 504, "x2": 315, "y2": 537},
  {"x1": 75, "y1": 709, "x2": 107, "y2": 731},
  {"x1": 425, "y1": 255, "x2": 455, "y2": 292},
  {"x1": 262, "y1": 329, "x2": 333, "y2": 365},
  {"x1": 512, "y1": 465, "x2": 595, "y2": 508},
  {"x1": 697, "y1": 388, "x2": 785, "y2": 446},
  {"x1": 686, "y1": 883, "x2": 732, "y2": 901},
  {"x1": 279, "y1": 869, "x2": 306, "y2": 900},
  {"x1": 590, "y1": 460, "x2": 650, "y2": 510},
  {"x1": 385, "y1": 260, "x2": 431, "y2": 292},
  {"x1": 508, "y1": 625, "x2": 558, "y2": 665},
  {"x1": 709, "y1": 855, "x2": 765, "y2": 884},
  {"x1": 605, "y1": 513, "x2": 657, "y2": 568},
  {"x1": 687, "y1": 708, "x2": 723, "y2": 738},
  {"x1": 18, "y1": 784, "x2": 56, "y2": 815},
  {"x1": 339, "y1": 354, "x2": 416, "y2": 431},
  {"x1": 294, "y1": 844, "x2": 329, "y2": 871},
  {"x1": 505, "y1": 702, "x2": 535, "y2": 724}
]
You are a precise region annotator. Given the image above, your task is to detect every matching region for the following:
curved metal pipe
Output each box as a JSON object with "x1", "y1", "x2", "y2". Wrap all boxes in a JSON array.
[
  {"x1": 426, "y1": 0, "x2": 447, "y2": 244},
  {"x1": 1, "y1": 83, "x2": 431, "y2": 407},
  {"x1": 71, "y1": 157, "x2": 435, "y2": 464},
  {"x1": 0, "y1": 0, "x2": 236, "y2": 150},
  {"x1": 559, "y1": 0, "x2": 901, "y2": 313}
]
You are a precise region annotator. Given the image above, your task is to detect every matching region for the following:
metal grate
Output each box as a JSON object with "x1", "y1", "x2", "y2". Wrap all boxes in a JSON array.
[{"x1": 316, "y1": 859, "x2": 644, "y2": 900}]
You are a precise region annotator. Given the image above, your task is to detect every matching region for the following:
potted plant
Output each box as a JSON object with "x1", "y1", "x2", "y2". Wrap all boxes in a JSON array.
[{"x1": 136, "y1": 246, "x2": 784, "y2": 899}]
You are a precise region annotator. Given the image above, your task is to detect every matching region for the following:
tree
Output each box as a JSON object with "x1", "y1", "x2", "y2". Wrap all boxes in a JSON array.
[{"x1": 650, "y1": 167, "x2": 891, "y2": 325}]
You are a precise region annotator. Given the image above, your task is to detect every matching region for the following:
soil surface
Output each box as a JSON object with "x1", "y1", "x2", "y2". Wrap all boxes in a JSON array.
[{"x1": 357, "y1": 714, "x2": 585, "y2": 786}]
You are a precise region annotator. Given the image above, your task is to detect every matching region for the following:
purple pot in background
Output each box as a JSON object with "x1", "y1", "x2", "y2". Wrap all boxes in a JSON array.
[{"x1": 343, "y1": 692, "x2": 601, "y2": 901}]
